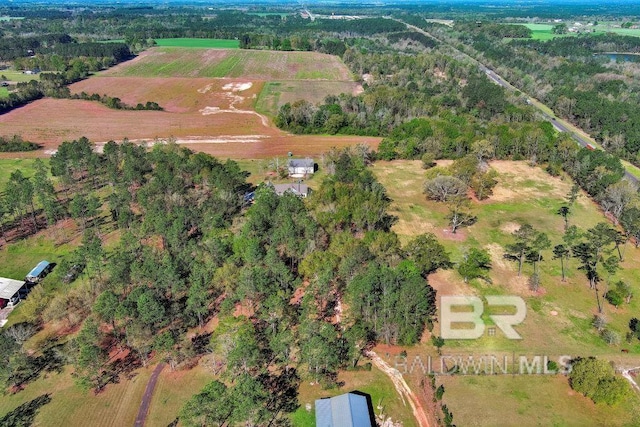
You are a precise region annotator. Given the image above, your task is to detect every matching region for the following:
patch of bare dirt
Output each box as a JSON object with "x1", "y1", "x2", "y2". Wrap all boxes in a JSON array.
[
  {"x1": 366, "y1": 350, "x2": 432, "y2": 427},
  {"x1": 486, "y1": 243, "x2": 512, "y2": 271},
  {"x1": 500, "y1": 222, "x2": 521, "y2": 234}
]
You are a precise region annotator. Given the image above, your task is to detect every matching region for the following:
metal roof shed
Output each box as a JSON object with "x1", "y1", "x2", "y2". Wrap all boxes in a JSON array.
[
  {"x1": 315, "y1": 392, "x2": 372, "y2": 427},
  {"x1": 26, "y1": 260, "x2": 50, "y2": 282},
  {"x1": 0, "y1": 277, "x2": 27, "y2": 301}
]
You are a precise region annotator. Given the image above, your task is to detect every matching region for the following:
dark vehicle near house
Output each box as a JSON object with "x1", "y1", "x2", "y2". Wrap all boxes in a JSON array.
[{"x1": 63, "y1": 264, "x2": 84, "y2": 284}]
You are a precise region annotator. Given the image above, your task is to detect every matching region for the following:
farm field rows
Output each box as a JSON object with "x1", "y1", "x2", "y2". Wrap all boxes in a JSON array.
[
  {"x1": 101, "y1": 47, "x2": 353, "y2": 80},
  {"x1": 0, "y1": 47, "x2": 370, "y2": 159}
]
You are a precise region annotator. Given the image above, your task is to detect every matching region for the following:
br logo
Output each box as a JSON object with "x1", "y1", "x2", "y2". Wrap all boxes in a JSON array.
[{"x1": 440, "y1": 296, "x2": 526, "y2": 340}]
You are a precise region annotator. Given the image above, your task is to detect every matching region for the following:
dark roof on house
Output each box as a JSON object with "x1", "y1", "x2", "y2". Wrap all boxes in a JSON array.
[
  {"x1": 288, "y1": 158, "x2": 314, "y2": 168},
  {"x1": 315, "y1": 392, "x2": 372, "y2": 427},
  {"x1": 273, "y1": 183, "x2": 309, "y2": 196},
  {"x1": 0, "y1": 277, "x2": 26, "y2": 300},
  {"x1": 26, "y1": 260, "x2": 50, "y2": 279}
]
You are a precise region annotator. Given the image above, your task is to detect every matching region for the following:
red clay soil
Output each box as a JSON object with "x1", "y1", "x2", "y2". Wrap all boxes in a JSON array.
[{"x1": 0, "y1": 98, "x2": 380, "y2": 159}]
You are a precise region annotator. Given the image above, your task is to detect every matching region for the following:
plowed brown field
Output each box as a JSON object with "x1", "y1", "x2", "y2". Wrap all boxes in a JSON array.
[{"x1": 0, "y1": 49, "x2": 378, "y2": 159}]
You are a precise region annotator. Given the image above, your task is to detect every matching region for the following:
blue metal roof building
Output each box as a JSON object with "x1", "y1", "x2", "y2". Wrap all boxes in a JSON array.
[{"x1": 315, "y1": 392, "x2": 373, "y2": 427}]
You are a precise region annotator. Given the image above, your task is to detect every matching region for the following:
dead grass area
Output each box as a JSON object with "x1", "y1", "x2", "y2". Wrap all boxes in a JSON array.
[{"x1": 489, "y1": 160, "x2": 573, "y2": 202}]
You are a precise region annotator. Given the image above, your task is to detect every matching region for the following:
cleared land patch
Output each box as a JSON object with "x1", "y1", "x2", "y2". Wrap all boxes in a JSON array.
[
  {"x1": 70, "y1": 77, "x2": 263, "y2": 113},
  {"x1": 373, "y1": 160, "x2": 640, "y2": 356},
  {"x1": 255, "y1": 80, "x2": 363, "y2": 117},
  {"x1": 0, "y1": 97, "x2": 379, "y2": 159},
  {"x1": 102, "y1": 48, "x2": 353, "y2": 80},
  {"x1": 439, "y1": 375, "x2": 640, "y2": 426},
  {"x1": 1, "y1": 47, "x2": 374, "y2": 159},
  {"x1": 154, "y1": 38, "x2": 239, "y2": 48}
]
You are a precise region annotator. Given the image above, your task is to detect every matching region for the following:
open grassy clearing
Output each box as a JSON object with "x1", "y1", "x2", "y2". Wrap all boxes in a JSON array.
[
  {"x1": 102, "y1": 48, "x2": 353, "y2": 80},
  {"x1": 255, "y1": 80, "x2": 361, "y2": 117},
  {"x1": 438, "y1": 374, "x2": 640, "y2": 427},
  {"x1": 155, "y1": 38, "x2": 239, "y2": 48},
  {"x1": 292, "y1": 366, "x2": 418, "y2": 427},
  {"x1": 373, "y1": 159, "x2": 640, "y2": 425},
  {"x1": 621, "y1": 160, "x2": 640, "y2": 180},
  {"x1": 145, "y1": 364, "x2": 212, "y2": 426},
  {"x1": 0, "y1": 87, "x2": 9, "y2": 98},
  {"x1": 0, "y1": 158, "x2": 39, "y2": 187},
  {"x1": 0, "y1": 365, "x2": 152, "y2": 427},
  {"x1": 1, "y1": 70, "x2": 40, "y2": 83},
  {"x1": 372, "y1": 160, "x2": 640, "y2": 357}
]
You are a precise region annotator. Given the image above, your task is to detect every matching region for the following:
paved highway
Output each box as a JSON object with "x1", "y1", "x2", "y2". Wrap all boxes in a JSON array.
[{"x1": 396, "y1": 18, "x2": 639, "y2": 184}]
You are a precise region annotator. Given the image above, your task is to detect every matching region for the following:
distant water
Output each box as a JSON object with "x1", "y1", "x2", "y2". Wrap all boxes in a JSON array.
[{"x1": 594, "y1": 53, "x2": 640, "y2": 63}]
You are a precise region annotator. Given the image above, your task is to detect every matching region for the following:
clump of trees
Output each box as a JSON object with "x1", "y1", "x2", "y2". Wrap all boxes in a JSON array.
[
  {"x1": 0, "y1": 135, "x2": 40, "y2": 152},
  {"x1": 569, "y1": 357, "x2": 631, "y2": 405}
]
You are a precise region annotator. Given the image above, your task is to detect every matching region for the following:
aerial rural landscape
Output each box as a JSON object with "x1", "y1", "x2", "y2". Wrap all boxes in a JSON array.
[{"x1": 0, "y1": 0, "x2": 639, "y2": 426}]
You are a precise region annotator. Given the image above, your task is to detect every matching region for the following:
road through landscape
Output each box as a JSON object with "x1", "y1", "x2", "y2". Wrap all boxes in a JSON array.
[{"x1": 397, "y1": 18, "x2": 639, "y2": 184}]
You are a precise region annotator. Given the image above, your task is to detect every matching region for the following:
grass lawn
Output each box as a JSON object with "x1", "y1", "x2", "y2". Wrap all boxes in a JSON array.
[
  {"x1": 0, "y1": 366, "x2": 152, "y2": 427},
  {"x1": 255, "y1": 80, "x2": 359, "y2": 117},
  {"x1": 155, "y1": 38, "x2": 239, "y2": 49},
  {"x1": 439, "y1": 374, "x2": 640, "y2": 426},
  {"x1": 0, "y1": 158, "x2": 40, "y2": 186},
  {"x1": 1, "y1": 70, "x2": 40, "y2": 83},
  {"x1": 621, "y1": 160, "x2": 640, "y2": 180},
  {"x1": 292, "y1": 366, "x2": 418, "y2": 426},
  {"x1": 372, "y1": 160, "x2": 640, "y2": 425},
  {"x1": 145, "y1": 364, "x2": 212, "y2": 426},
  {"x1": 0, "y1": 87, "x2": 8, "y2": 98}
]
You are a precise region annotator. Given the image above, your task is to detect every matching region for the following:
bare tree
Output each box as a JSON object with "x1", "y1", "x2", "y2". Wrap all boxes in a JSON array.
[{"x1": 424, "y1": 175, "x2": 467, "y2": 202}]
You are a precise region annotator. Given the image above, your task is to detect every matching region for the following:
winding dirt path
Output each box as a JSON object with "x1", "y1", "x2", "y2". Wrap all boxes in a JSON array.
[
  {"x1": 365, "y1": 351, "x2": 431, "y2": 427},
  {"x1": 134, "y1": 363, "x2": 166, "y2": 427}
]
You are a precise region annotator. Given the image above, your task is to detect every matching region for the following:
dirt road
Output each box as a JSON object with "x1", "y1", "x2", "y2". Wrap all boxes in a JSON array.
[
  {"x1": 365, "y1": 350, "x2": 432, "y2": 427},
  {"x1": 134, "y1": 363, "x2": 165, "y2": 427}
]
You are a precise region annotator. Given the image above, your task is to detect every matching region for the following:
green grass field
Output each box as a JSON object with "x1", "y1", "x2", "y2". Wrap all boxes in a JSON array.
[
  {"x1": 512, "y1": 23, "x2": 569, "y2": 41},
  {"x1": 255, "y1": 80, "x2": 359, "y2": 117},
  {"x1": 0, "y1": 158, "x2": 39, "y2": 187},
  {"x1": 373, "y1": 159, "x2": 640, "y2": 425},
  {"x1": 0, "y1": 87, "x2": 8, "y2": 98},
  {"x1": 1, "y1": 70, "x2": 40, "y2": 83},
  {"x1": 0, "y1": 366, "x2": 152, "y2": 427},
  {"x1": 154, "y1": 38, "x2": 240, "y2": 49},
  {"x1": 145, "y1": 365, "x2": 212, "y2": 426},
  {"x1": 440, "y1": 374, "x2": 640, "y2": 426}
]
